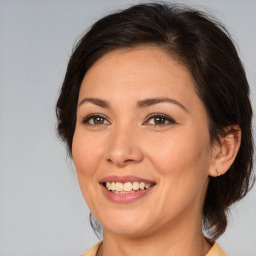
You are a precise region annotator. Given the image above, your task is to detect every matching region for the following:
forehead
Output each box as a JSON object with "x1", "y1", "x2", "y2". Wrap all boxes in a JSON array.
[{"x1": 79, "y1": 46, "x2": 197, "y2": 106}]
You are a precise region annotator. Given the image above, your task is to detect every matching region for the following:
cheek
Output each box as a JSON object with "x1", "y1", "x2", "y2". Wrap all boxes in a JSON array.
[
  {"x1": 72, "y1": 130, "x2": 102, "y2": 177},
  {"x1": 147, "y1": 129, "x2": 210, "y2": 177},
  {"x1": 148, "y1": 132, "x2": 210, "y2": 215},
  {"x1": 72, "y1": 130, "x2": 104, "y2": 210}
]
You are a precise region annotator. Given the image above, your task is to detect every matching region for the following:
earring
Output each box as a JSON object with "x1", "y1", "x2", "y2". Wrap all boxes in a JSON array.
[{"x1": 216, "y1": 169, "x2": 221, "y2": 177}]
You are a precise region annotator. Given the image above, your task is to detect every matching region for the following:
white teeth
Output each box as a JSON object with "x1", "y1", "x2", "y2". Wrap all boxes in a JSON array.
[
  {"x1": 145, "y1": 183, "x2": 151, "y2": 189},
  {"x1": 139, "y1": 182, "x2": 145, "y2": 190},
  {"x1": 111, "y1": 182, "x2": 116, "y2": 191},
  {"x1": 124, "y1": 182, "x2": 133, "y2": 192},
  {"x1": 105, "y1": 181, "x2": 153, "y2": 192},
  {"x1": 106, "y1": 182, "x2": 111, "y2": 190},
  {"x1": 115, "y1": 182, "x2": 124, "y2": 192},
  {"x1": 133, "y1": 182, "x2": 140, "y2": 190}
]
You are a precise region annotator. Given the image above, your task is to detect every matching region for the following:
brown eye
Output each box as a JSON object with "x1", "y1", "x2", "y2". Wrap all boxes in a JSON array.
[
  {"x1": 93, "y1": 116, "x2": 105, "y2": 124},
  {"x1": 82, "y1": 114, "x2": 110, "y2": 126},
  {"x1": 154, "y1": 117, "x2": 166, "y2": 125},
  {"x1": 145, "y1": 113, "x2": 176, "y2": 126}
]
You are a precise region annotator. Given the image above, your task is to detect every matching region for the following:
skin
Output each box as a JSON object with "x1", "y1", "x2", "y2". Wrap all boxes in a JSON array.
[{"x1": 72, "y1": 47, "x2": 241, "y2": 256}]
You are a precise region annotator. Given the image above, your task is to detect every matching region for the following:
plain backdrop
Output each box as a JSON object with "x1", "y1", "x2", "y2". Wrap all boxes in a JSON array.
[{"x1": 0, "y1": 0, "x2": 255, "y2": 255}]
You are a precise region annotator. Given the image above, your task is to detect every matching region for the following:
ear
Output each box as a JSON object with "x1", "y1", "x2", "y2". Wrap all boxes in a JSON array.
[{"x1": 209, "y1": 125, "x2": 241, "y2": 177}]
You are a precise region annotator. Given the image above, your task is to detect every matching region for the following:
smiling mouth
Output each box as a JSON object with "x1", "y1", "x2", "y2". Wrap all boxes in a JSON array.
[{"x1": 103, "y1": 181, "x2": 155, "y2": 193}]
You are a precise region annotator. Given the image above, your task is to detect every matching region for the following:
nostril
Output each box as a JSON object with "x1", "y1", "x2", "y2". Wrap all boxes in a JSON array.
[
  {"x1": 106, "y1": 157, "x2": 136, "y2": 167},
  {"x1": 124, "y1": 159, "x2": 136, "y2": 163},
  {"x1": 105, "y1": 137, "x2": 144, "y2": 166}
]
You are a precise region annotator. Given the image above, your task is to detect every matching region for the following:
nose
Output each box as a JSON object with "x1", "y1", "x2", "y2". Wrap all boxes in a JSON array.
[{"x1": 105, "y1": 125, "x2": 144, "y2": 167}]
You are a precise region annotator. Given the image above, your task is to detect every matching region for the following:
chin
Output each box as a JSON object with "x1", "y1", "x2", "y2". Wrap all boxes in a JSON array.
[{"x1": 99, "y1": 210, "x2": 156, "y2": 237}]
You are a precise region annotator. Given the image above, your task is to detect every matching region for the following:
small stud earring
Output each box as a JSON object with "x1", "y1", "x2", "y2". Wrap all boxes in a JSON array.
[{"x1": 216, "y1": 169, "x2": 221, "y2": 177}]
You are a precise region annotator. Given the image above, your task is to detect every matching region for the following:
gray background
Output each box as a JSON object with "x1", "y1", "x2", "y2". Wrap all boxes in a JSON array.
[{"x1": 0, "y1": 0, "x2": 255, "y2": 255}]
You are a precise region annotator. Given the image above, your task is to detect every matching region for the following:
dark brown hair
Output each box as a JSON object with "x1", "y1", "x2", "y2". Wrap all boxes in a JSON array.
[{"x1": 56, "y1": 2, "x2": 254, "y2": 239}]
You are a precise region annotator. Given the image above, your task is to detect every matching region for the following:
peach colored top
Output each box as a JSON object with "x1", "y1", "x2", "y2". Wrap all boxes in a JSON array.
[{"x1": 80, "y1": 241, "x2": 228, "y2": 256}]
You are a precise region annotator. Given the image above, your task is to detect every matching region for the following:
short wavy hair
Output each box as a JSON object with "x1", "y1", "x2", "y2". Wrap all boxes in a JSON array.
[{"x1": 56, "y1": 2, "x2": 254, "y2": 239}]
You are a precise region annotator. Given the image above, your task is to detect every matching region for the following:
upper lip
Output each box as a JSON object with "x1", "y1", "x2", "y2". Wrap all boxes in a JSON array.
[{"x1": 99, "y1": 175, "x2": 156, "y2": 184}]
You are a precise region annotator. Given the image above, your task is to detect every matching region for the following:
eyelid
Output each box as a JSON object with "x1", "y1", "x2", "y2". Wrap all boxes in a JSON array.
[
  {"x1": 144, "y1": 113, "x2": 176, "y2": 126},
  {"x1": 81, "y1": 113, "x2": 111, "y2": 125},
  {"x1": 81, "y1": 112, "x2": 176, "y2": 126}
]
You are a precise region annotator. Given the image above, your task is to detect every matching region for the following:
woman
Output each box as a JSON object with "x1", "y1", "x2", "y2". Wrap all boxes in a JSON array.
[{"x1": 56, "y1": 3, "x2": 254, "y2": 256}]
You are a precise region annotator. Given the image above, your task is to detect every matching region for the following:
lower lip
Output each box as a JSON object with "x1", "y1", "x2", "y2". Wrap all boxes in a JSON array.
[{"x1": 101, "y1": 184, "x2": 155, "y2": 203}]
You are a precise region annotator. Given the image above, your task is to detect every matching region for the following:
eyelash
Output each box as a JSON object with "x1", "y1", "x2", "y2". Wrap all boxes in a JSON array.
[
  {"x1": 81, "y1": 113, "x2": 176, "y2": 127},
  {"x1": 144, "y1": 113, "x2": 176, "y2": 127},
  {"x1": 81, "y1": 113, "x2": 110, "y2": 126}
]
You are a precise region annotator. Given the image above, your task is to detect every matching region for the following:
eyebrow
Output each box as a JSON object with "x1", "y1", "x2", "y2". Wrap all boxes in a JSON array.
[
  {"x1": 137, "y1": 97, "x2": 188, "y2": 112},
  {"x1": 78, "y1": 98, "x2": 110, "y2": 108},
  {"x1": 78, "y1": 97, "x2": 188, "y2": 112}
]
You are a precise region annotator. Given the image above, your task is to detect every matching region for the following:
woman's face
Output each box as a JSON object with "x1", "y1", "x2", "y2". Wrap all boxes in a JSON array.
[{"x1": 72, "y1": 47, "x2": 215, "y2": 237}]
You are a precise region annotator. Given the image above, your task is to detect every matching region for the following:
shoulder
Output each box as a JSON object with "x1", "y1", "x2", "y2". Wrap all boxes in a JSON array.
[
  {"x1": 80, "y1": 241, "x2": 103, "y2": 256},
  {"x1": 206, "y1": 242, "x2": 228, "y2": 256}
]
